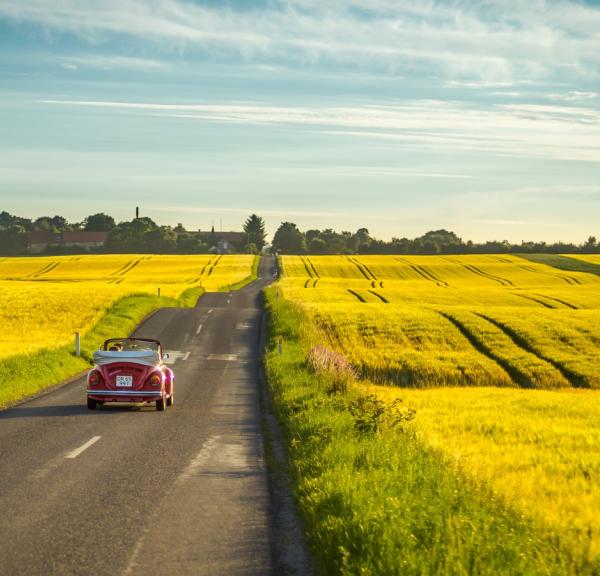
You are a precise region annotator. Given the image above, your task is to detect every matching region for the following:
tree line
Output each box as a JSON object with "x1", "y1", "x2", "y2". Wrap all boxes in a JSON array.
[
  {"x1": 0, "y1": 210, "x2": 597, "y2": 255},
  {"x1": 270, "y1": 223, "x2": 600, "y2": 255},
  {"x1": 0, "y1": 211, "x2": 267, "y2": 255}
]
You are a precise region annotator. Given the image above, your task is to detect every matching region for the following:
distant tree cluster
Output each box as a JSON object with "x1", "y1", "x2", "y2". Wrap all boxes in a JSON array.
[
  {"x1": 271, "y1": 224, "x2": 600, "y2": 255},
  {"x1": 0, "y1": 210, "x2": 267, "y2": 255}
]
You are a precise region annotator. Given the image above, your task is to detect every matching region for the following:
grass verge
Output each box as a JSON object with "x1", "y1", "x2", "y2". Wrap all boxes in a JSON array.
[
  {"x1": 0, "y1": 286, "x2": 203, "y2": 408},
  {"x1": 218, "y1": 255, "x2": 260, "y2": 292},
  {"x1": 263, "y1": 287, "x2": 598, "y2": 575}
]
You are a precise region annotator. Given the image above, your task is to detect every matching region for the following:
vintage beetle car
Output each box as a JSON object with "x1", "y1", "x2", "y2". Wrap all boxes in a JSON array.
[{"x1": 86, "y1": 338, "x2": 174, "y2": 411}]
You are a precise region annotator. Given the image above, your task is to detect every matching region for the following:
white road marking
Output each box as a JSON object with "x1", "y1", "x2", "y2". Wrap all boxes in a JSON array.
[
  {"x1": 182, "y1": 351, "x2": 190, "y2": 361},
  {"x1": 236, "y1": 322, "x2": 251, "y2": 330},
  {"x1": 196, "y1": 323, "x2": 203, "y2": 335},
  {"x1": 163, "y1": 350, "x2": 185, "y2": 365},
  {"x1": 207, "y1": 353, "x2": 239, "y2": 361},
  {"x1": 65, "y1": 436, "x2": 101, "y2": 459},
  {"x1": 208, "y1": 308, "x2": 213, "y2": 314}
]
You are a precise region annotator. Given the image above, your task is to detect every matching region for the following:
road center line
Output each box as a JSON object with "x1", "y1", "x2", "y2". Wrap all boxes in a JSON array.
[
  {"x1": 196, "y1": 323, "x2": 203, "y2": 335},
  {"x1": 208, "y1": 308, "x2": 213, "y2": 314},
  {"x1": 65, "y1": 436, "x2": 101, "y2": 459},
  {"x1": 182, "y1": 351, "x2": 190, "y2": 361}
]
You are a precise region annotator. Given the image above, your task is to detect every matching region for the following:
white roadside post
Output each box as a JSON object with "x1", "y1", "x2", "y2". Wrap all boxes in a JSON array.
[
  {"x1": 157, "y1": 287, "x2": 161, "y2": 298},
  {"x1": 75, "y1": 332, "x2": 81, "y2": 357}
]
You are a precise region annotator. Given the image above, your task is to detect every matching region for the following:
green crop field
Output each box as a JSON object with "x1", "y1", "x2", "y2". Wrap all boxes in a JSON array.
[{"x1": 265, "y1": 254, "x2": 600, "y2": 574}]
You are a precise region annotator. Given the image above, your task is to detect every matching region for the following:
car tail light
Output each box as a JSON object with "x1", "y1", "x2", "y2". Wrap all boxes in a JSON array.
[
  {"x1": 88, "y1": 370, "x2": 103, "y2": 386},
  {"x1": 147, "y1": 373, "x2": 162, "y2": 386}
]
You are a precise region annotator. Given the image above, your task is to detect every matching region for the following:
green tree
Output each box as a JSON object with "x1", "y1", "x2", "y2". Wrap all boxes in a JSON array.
[
  {"x1": 0, "y1": 211, "x2": 32, "y2": 231},
  {"x1": 33, "y1": 215, "x2": 68, "y2": 233},
  {"x1": 84, "y1": 213, "x2": 116, "y2": 232},
  {"x1": 0, "y1": 225, "x2": 28, "y2": 255},
  {"x1": 309, "y1": 237, "x2": 327, "y2": 254},
  {"x1": 305, "y1": 229, "x2": 321, "y2": 244},
  {"x1": 243, "y1": 214, "x2": 267, "y2": 250},
  {"x1": 105, "y1": 217, "x2": 157, "y2": 252},
  {"x1": 272, "y1": 222, "x2": 305, "y2": 254},
  {"x1": 145, "y1": 226, "x2": 177, "y2": 253}
]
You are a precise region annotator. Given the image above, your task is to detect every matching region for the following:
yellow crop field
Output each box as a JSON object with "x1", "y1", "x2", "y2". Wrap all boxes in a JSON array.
[
  {"x1": 372, "y1": 384, "x2": 600, "y2": 556},
  {"x1": 0, "y1": 254, "x2": 254, "y2": 361},
  {"x1": 278, "y1": 254, "x2": 600, "y2": 561},
  {"x1": 569, "y1": 253, "x2": 600, "y2": 266},
  {"x1": 280, "y1": 254, "x2": 600, "y2": 388}
]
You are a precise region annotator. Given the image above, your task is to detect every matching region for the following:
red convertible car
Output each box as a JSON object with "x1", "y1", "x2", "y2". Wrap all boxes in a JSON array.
[{"x1": 86, "y1": 338, "x2": 174, "y2": 411}]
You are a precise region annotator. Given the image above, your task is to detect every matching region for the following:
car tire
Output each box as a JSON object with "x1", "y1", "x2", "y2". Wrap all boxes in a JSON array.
[
  {"x1": 87, "y1": 398, "x2": 97, "y2": 410},
  {"x1": 167, "y1": 388, "x2": 174, "y2": 407},
  {"x1": 156, "y1": 393, "x2": 166, "y2": 411}
]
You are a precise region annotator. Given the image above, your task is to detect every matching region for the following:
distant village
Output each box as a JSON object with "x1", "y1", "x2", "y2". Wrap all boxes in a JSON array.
[
  {"x1": 0, "y1": 206, "x2": 263, "y2": 256},
  {"x1": 26, "y1": 229, "x2": 246, "y2": 255}
]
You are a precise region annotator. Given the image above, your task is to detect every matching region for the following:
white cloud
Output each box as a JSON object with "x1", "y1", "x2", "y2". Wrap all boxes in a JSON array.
[
  {"x1": 39, "y1": 98, "x2": 600, "y2": 163},
  {"x1": 60, "y1": 55, "x2": 166, "y2": 71},
  {"x1": 2, "y1": 0, "x2": 600, "y2": 83},
  {"x1": 547, "y1": 91, "x2": 598, "y2": 102}
]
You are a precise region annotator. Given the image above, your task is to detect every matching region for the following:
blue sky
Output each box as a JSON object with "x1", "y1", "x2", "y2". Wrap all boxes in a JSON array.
[{"x1": 0, "y1": 0, "x2": 599, "y2": 242}]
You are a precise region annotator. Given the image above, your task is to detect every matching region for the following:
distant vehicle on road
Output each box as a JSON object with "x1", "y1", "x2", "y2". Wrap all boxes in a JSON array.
[{"x1": 86, "y1": 338, "x2": 174, "y2": 411}]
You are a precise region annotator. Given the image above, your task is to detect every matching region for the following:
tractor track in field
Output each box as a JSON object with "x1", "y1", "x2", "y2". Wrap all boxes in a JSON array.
[
  {"x1": 477, "y1": 313, "x2": 586, "y2": 388},
  {"x1": 512, "y1": 293, "x2": 557, "y2": 309},
  {"x1": 206, "y1": 254, "x2": 222, "y2": 277},
  {"x1": 439, "y1": 312, "x2": 543, "y2": 389},
  {"x1": 443, "y1": 257, "x2": 513, "y2": 287},
  {"x1": 188, "y1": 256, "x2": 216, "y2": 284},
  {"x1": 439, "y1": 311, "x2": 535, "y2": 388},
  {"x1": 367, "y1": 290, "x2": 389, "y2": 303},
  {"x1": 512, "y1": 293, "x2": 578, "y2": 310},
  {"x1": 347, "y1": 257, "x2": 384, "y2": 289},
  {"x1": 30, "y1": 261, "x2": 61, "y2": 278},
  {"x1": 534, "y1": 294, "x2": 578, "y2": 309},
  {"x1": 347, "y1": 288, "x2": 367, "y2": 303},
  {"x1": 394, "y1": 257, "x2": 448, "y2": 287},
  {"x1": 105, "y1": 259, "x2": 142, "y2": 284},
  {"x1": 301, "y1": 257, "x2": 319, "y2": 288},
  {"x1": 514, "y1": 263, "x2": 581, "y2": 286}
]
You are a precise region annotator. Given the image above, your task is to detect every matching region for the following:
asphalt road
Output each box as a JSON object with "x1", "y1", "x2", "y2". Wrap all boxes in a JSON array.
[{"x1": 0, "y1": 256, "x2": 279, "y2": 576}]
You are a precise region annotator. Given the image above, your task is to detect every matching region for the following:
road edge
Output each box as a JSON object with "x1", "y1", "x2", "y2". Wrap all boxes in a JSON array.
[{"x1": 259, "y1": 308, "x2": 315, "y2": 576}]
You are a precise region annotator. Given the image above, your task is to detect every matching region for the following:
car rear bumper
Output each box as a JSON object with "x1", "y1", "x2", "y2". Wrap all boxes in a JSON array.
[{"x1": 87, "y1": 389, "x2": 163, "y2": 402}]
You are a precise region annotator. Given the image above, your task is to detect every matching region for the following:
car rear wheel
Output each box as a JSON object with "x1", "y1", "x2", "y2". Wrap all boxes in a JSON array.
[
  {"x1": 87, "y1": 398, "x2": 97, "y2": 410},
  {"x1": 156, "y1": 393, "x2": 166, "y2": 411},
  {"x1": 166, "y1": 388, "x2": 174, "y2": 407}
]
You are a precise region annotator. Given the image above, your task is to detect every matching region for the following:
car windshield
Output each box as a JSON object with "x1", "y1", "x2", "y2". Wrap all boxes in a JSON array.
[{"x1": 104, "y1": 339, "x2": 159, "y2": 352}]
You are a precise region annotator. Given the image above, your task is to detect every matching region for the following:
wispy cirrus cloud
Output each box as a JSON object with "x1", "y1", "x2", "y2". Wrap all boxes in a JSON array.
[
  {"x1": 59, "y1": 55, "x2": 167, "y2": 71},
  {"x1": 547, "y1": 91, "x2": 599, "y2": 102},
  {"x1": 2, "y1": 0, "x2": 600, "y2": 84},
  {"x1": 39, "y1": 98, "x2": 600, "y2": 163}
]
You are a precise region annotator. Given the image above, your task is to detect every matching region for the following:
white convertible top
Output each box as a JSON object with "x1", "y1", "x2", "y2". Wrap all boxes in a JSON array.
[{"x1": 93, "y1": 350, "x2": 161, "y2": 367}]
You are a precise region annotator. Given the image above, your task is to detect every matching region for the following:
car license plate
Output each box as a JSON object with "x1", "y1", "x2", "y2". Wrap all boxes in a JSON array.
[{"x1": 116, "y1": 375, "x2": 133, "y2": 388}]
